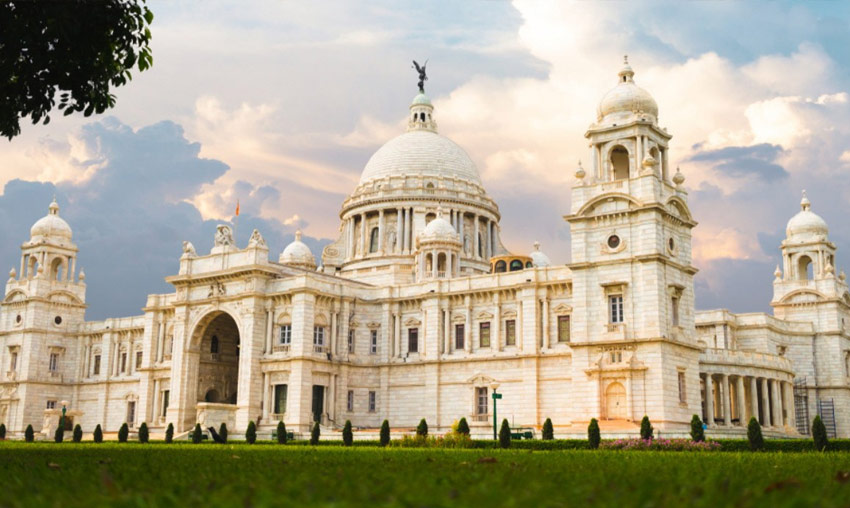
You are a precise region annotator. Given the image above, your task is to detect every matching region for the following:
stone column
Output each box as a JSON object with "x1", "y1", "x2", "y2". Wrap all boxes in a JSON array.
[
  {"x1": 406, "y1": 208, "x2": 413, "y2": 253},
  {"x1": 517, "y1": 296, "x2": 524, "y2": 350},
  {"x1": 378, "y1": 210, "x2": 384, "y2": 253},
  {"x1": 432, "y1": 250, "x2": 438, "y2": 279},
  {"x1": 474, "y1": 215, "x2": 480, "y2": 259},
  {"x1": 265, "y1": 308, "x2": 273, "y2": 354},
  {"x1": 760, "y1": 378, "x2": 770, "y2": 426},
  {"x1": 359, "y1": 213, "x2": 367, "y2": 258},
  {"x1": 736, "y1": 376, "x2": 746, "y2": 425},
  {"x1": 464, "y1": 296, "x2": 472, "y2": 353},
  {"x1": 396, "y1": 208, "x2": 403, "y2": 254},
  {"x1": 705, "y1": 374, "x2": 714, "y2": 426},
  {"x1": 394, "y1": 310, "x2": 401, "y2": 358},
  {"x1": 347, "y1": 217, "x2": 355, "y2": 260},
  {"x1": 458, "y1": 211, "x2": 464, "y2": 255},
  {"x1": 262, "y1": 372, "x2": 270, "y2": 420},
  {"x1": 750, "y1": 377, "x2": 759, "y2": 423},
  {"x1": 772, "y1": 379, "x2": 782, "y2": 428},
  {"x1": 542, "y1": 298, "x2": 550, "y2": 349},
  {"x1": 721, "y1": 374, "x2": 732, "y2": 426},
  {"x1": 330, "y1": 310, "x2": 338, "y2": 356},
  {"x1": 157, "y1": 318, "x2": 165, "y2": 363},
  {"x1": 494, "y1": 293, "x2": 501, "y2": 352},
  {"x1": 443, "y1": 306, "x2": 450, "y2": 353},
  {"x1": 784, "y1": 381, "x2": 795, "y2": 428}
]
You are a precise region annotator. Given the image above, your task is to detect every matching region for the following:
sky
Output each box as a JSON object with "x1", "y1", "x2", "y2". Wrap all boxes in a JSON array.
[{"x1": 1, "y1": 0, "x2": 850, "y2": 319}]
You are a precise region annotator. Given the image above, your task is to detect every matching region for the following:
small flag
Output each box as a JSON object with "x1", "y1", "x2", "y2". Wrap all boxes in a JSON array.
[{"x1": 235, "y1": 200, "x2": 240, "y2": 217}]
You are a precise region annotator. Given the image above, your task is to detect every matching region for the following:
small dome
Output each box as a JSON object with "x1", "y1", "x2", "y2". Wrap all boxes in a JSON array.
[
  {"x1": 280, "y1": 230, "x2": 316, "y2": 269},
  {"x1": 530, "y1": 241, "x2": 551, "y2": 267},
  {"x1": 30, "y1": 198, "x2": 72, "y2": 241},
  {"x1": 786, "y1": 191, "x2": 828, "y2": 242},
  {"x1": 421, "y1": 212, "x2": 458, "y2": 240},
  {"x1": 597, "y1": 56, "x2": 658, "y2": 126},
  {"x1": 411, "y1": 92, "x2": 432, "y2": 106}
]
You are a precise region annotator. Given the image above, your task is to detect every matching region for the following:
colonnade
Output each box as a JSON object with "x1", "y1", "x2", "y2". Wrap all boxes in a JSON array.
[
  {"x1": 344, "y1": 208, "x2": 498, "y2": 261},
  {"x1": 701, "y1": 373, "x2": 794, "y2": 429}
]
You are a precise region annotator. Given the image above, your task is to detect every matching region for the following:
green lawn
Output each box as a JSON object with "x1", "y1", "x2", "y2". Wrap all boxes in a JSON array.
[{"x1": 1, "y1": 443, "x2": 849, "y2": 507}]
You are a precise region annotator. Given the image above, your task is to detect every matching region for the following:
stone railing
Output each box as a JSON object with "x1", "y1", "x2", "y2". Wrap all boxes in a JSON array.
[
  {"x1": 313, "y1": 345, "x2": 328, "y2": 354},
  {"x1": 700, "y1": 348, "x2": 793, "y2": 374},
  {"x1": 273, "y1": 344, "x2": 291, "y2": 354}
]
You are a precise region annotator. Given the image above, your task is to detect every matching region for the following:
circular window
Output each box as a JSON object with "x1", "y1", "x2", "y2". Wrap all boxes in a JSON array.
[
  {"x1": 607, "y1": 235, "x2": 621, "y2": 249},
  {"x1": 668, "y1": 237, "x2": 675, "y2": 251},
  {"x1": 15, "y1": 314, "x2": 22, "y2": 324},
  {"x1": 54, "y1": 316, "x2": 62, "y2": 325}
]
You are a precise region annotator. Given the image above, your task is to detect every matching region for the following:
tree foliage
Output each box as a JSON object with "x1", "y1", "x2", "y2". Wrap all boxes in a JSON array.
[
  {"x1": 25, "y1": 424, "x2": 34, "y2": 442},
  {"x1": 0, "y1": 0, "x2": 155, "y2": 139},
  {"x1": 640, "y1": 416, "x2": 653, "y2": 440},
  {"x1": 379, "y1": 420, "x2": 390, "y2": 447},
  {"x1": 73, "y1": 424, "x2": 83, "y2": 443},
  {"x1": 812, "y1": 415, "x2": 829, "y2": 451},
  {"x1": 276, "y1": 421, "x2": 287, "y2": 444},
  {"x1": 218, "y1": 423, "x2": 228, "y2": 444},
  {"x1": 192, "y1": 423, "x2": 203, "y2": 444},
  {"x1": 342, "y1": 420, "x2": 353, "y2": 447},
  {"x1": 138, "y1": 422, "x2": 149, "y2": 443},
  {"x1": 587, "y1": 419, "x2": 600, "y2": 449},
  {"x1": 747, "y1": 417, "x2": 764, "y2": 451},
  {"x1": 118, "y1": 423, "x2": 129, "y2": 443},
  {"x1": 165, "y1": 423, "x2": 174, "y2": 444},
  {"x1": 245, "y1": 421, "x2": 257, "y2": 445},
  {"x1": 54, "y1": 425, "x2": 64, "y2": 443},
  {"x1": 690, "y1": 414, "x2": 705, "y2": 442},
  {"x1": 416, "y1": 419, "x2": 428, "y2": 437},
  {"x1": 93, "y1": 424, "x2": 103, "y2": 443},
  {"x1": 542, "y1": 418, "x2": 554, "y2": 440},
  {"x1": 0, "y1": 423, "x2": 6, "y2": 439},
  {"x1": 310, "y1": 422, "x2": 321, "y2": 445},
  {"x1": 456, "y1": 418, "x2": 470, "y2": 436},
  {"x1": 498, "y1": 419, "x2": 511, "y2": 449}
]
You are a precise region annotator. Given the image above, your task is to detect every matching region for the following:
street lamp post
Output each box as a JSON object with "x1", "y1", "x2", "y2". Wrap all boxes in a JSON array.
[{"x1": 491, "y1": 383, "x2": 502, "y2": 440}]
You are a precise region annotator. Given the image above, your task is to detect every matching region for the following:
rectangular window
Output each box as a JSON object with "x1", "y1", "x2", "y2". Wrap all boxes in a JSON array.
[
  {"x1": 274, "y1": 384, "x2": 288, "y2": 414},
  {"x1": 46, "y1": 400, "x2": 57, "y2": 410},
  {"x1": 609, "y1": 295, "x2": 624, "y2": 324},
  {"x1": 313, "y1": 326, "x2": 325, "y2": 346},
  {"x1": 610, "y1": 351, "x2": 622, "y2": 363},
  {"x1": 279, "y1": 325, "x2": 291, "y2": 345},
  {"x1": 370, "y1": 330, "x2": 378, "y2": 354},
  {"x1": 10, "y1": 352, "x2": 17, "y2": 371},
  {"x1": 671, "y1": 296, "x2": 680, "y2": 326},
  {"x1": 408, "y1": 328, "x2": 419, "y2": 353},
  {"x1": 505, "y1": 320, "x2": 516, "y2": 346},
  {"x1": 557, "y1": 315, "x2": 571, "y2": 343},
  {"x1": 678, "y1": 371, "x2": 687, "y2": 403},
  {"x1": 49, "y1": 353, "x2": 59, "y2": 372},
  {"x1": 476, "y1": 387, "x2": 488, "y2": 415},
  {"x1": 127, "y1": 401, "x2": 136, "y2": 426},
  {"x1": 161, "y1": 390, "x2": 170, "y2": 417},
  {"x1": 93, "y1": 355, "x2": 101, "y2": 375},
  {"x1": 455, "y1": 324, "x2": 465, "y2": 350},
  {"x1": 347, "y1": 390, "x2": 354, "y2": 412},
  {"x1": 135, "y1": 351, "x2": 143, "y2": 369},
  {"x1": 348, "y1": 330, "x2": 355, "y2": 354},
  {"x1": 368, "y1": 391, "x2": 376, "y2": 413},
  {"x1": 479, "y1": 322, "x2": 491, "y2": 348},
  {"x1": 120, "y1": 352, "x2": 127, "y2": 373}
]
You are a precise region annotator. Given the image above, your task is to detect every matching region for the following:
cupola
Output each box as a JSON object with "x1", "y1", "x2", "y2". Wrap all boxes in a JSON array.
[{"x1": 279, "y1": 230, "x2": 317, "y2": 270}]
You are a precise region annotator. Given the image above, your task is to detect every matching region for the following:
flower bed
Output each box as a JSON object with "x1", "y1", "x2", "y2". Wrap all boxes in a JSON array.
[{"x1": 601, "y1": 437, "x2": 722, "y2": 451}]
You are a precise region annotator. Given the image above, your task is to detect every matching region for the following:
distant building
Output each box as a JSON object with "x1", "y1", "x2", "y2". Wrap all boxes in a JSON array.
[{"x1": 1, "y1": 59, "x2": 847, "y2": 439}]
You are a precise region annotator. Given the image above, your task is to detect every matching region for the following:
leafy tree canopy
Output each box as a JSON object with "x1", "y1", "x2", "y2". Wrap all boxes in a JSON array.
[{"x1": 0, "y1": 0, "x2": 154, "y2": 139}]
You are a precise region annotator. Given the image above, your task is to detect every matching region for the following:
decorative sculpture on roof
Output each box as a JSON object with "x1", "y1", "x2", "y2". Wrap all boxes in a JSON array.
[
  {"x1": 412, "y1": 59, "x2": 428, "y2": 93},
  {"x1": 214, "y1": 225, "x2": 234, "y2": 247},
  {"x1": 248, "y1": 229, "x2": 266, "y2": 248},
  {"x1": 182, "y1": 241, "x2": 196, "y2": 256}
]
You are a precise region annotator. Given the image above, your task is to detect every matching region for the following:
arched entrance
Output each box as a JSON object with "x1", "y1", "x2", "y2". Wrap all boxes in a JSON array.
[
  {"x1": 605, "y1": 382, "x2": 627, "y2": 420},
  {"x1": 197, "y1": 313, "x2": 240, "y2": 405}
]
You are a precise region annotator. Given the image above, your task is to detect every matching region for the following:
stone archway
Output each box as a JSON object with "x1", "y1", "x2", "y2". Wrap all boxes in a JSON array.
[
  {"x1": 605, "y1": 382, "x2": 627, "y2": 420},
  {"x1": 196, "y1": 313, "x2": 240, "y2": 405}
]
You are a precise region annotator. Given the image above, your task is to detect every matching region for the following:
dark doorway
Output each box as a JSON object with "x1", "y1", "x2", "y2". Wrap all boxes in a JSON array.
[{"x1": 312, "y1": 385, "x2": 325, "y2": 424}]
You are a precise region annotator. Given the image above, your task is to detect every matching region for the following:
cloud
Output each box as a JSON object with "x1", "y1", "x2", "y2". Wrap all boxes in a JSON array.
[
  {"x1": 690, "y1": 144, "x2": 788, "y2": 182},
  {"x1": 0, "y1": 118, "x2": 329, "y2": 320}
]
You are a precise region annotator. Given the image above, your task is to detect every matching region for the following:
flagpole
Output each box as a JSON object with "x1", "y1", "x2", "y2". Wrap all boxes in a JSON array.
[{"x1": 234, "y1": 199, "x2": 240, "y2": 244}]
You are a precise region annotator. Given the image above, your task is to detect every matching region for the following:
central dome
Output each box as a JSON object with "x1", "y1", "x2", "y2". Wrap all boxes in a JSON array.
[{"x1": 359, "y1": 130, "x2": 482, "y2": 186}]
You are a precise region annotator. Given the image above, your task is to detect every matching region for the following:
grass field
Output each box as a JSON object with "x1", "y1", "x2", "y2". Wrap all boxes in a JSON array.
[{"x1": 1, "y1": 443, "x2": 850, "y2": 507}]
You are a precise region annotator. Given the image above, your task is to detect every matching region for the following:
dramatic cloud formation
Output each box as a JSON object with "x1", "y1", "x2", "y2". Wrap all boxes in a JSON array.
[
  {"x1": 0, "y1": 119, "x2": 327, "y2": 319},
  {"x1": 1, "y1": 0, "x2": 849, "y2": 317}
]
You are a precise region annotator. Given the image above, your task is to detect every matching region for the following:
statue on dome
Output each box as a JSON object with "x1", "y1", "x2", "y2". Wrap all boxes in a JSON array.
[{"x1": 412, "y1": 59, "x2": 428, "y2": 93}]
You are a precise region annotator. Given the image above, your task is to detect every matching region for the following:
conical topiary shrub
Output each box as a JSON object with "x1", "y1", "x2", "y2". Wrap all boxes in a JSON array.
[
  {"x1": 192, "y1": 423, "x2": 203, "y2": 444},
  {"x1": 457, "y1": 417, "x2": 470, "y2": 436},
  {"x1": 416, "y1": 419, "x2": 428, "y2": 437},
  {"x1": 118, "y1": 423, "x2": 129, "y2": 443},
  {"x1": 498, "y1": 419, "x2": 511, "y2": 449},
  {"x1": 276, "y1": 421, "x2": 287, "y2": 444},
  {"x1": 25, "y1": 424, "x2": 34, "y2": 442},
  {"x1": 245, "y1": 421, "x2": 257, "y2": 444},
  {"x1": 218, "y1": 423, "x2": 228, "y2": 444},
  {"x1": 747, "y1": 417, "x2": 764, "y2": 451},
  {"x1": 72, "y1": 424, "x2": 83, "y2": 443},
  {"x1": 379, "y1": 420, "x2": 390, "y2": 447},
  {"x1": 542, "y1": 418, "x2": 554, "y2": 440},
  {"x1": 587, "y1": 418, "x2": 600, "y2": 450},
  {"x1": 813, "y1": 415, "x2": 829, "y2": 451},
  {"x1": 165, "y1": 423, "x2": 174, "y2": 444},
  {"x1": 93, "y1": 424, "x2": 103, "y2": 443},
  {"x1": 138, "y1": 422, "x2": 149, "y2": 443},
  {"x1": 0, "y1": 423, "x2": 6, "y2": 439},
  {"x1": 310, "y1": 421, "x2": 321, "y2": 445},
  {"x1": 690, "y1": 414, "x2": 705, "y2": 442},
  {"x1": 54, "y1": 425, "x2": 64, "y2": 443},
  {"x1": 640, "y1": 415, "x2": 653, "y2": 440},
  {"x1": 342, "y1": 420, "x2": 353, "y2": 447}
]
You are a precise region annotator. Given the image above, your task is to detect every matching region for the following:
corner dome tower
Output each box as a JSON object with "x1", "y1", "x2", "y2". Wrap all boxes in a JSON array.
[
  {"x1": 280, "y1": 230, "x2": 316, "y2": 270},
  {"x1": 30, "y1": 198, "x2": 73, "y2": 244},
  {"x1": 786, "y1": 190, "x2": 828, "y2": 243},
  {"x1": 596, "y1": 56, "x2": 659, "y2": 127}
]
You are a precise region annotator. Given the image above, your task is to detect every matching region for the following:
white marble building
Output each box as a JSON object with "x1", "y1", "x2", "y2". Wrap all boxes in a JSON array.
[{"x1": 1, "y1": 59, "x2": 848, "y2": 439}]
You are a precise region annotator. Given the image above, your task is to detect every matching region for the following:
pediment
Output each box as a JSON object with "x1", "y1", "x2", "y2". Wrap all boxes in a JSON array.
[
  {"x1": 403, "y1": 317, "x2": 422, "y2": 327},
  {"x1": 552, "y1": 304, "x2": 572, "y2": 314}
]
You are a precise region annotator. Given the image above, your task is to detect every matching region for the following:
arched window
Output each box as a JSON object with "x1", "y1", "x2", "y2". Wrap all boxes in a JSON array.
[
  {"x1": 610, "y1": 145, "x2": 629, "y2": 180},
  {"x1": 437, "y1": 253, "x2": 447, "y2": 277},
  {"x1": 420, "y1": 112, "x2": 426, "y2": 121},
  {"x1": 525, "y1": 261, "x2": 533, "y2": 268},
  {"x1": 509, "y1": 260, "x2": 524, "y2": 271},
  {"x1": 495, "y1": 260, "x2": 507, "y2": 273},
  {"x1": 50, "y1": 257, "x2": 64, "y2": 281},
  {"x1": 210, "y1": 335, "x2": 219, "y2": 354},
  {"x1": 369, "y1": 227, "x2": 380, "y2": 253},
  {"x1": 205, "y1": 389, "x2": 220, "y2": 403},
  {"x1": 797, "y1": 255, "x2": 813, "y2": 281}
]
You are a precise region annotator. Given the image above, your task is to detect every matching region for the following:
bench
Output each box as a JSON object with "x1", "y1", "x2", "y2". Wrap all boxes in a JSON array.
[{"x1": 510, "y1": 429, "x2": 534, "y2": 440}]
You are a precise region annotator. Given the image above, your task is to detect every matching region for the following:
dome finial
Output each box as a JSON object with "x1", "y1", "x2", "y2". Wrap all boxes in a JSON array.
[
  {"x1": 575, "y1": 160, "x2": 586, "y2": 180},
  {"x1": 49, "y1": 196, "x2": 59, "y2": 215},
  {"x1": 295, "y1": 229, "x2": 303, "y2": 241},
  {"x1": 801, "y1": 189, "x2": 811, "y2": 211},
  {"x1": 534, "y1": 241, "x2": 541, "y2": 251},
  {"x1": 619, "y1": 54, "x2": 634, "y2": 82}
]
